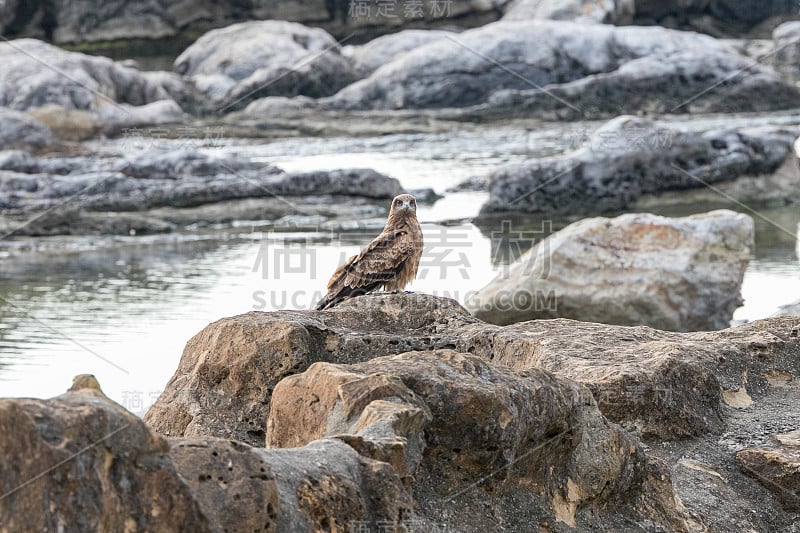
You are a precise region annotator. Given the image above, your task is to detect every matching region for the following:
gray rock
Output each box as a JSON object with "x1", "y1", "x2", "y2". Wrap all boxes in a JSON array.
[
  {"x1": 772, "y1": 21, "x2": 800, "y2": 78},
  {"x1": 0, "y1": 148, "x2": 403, "y2": 236},
  {"x1": 633, "y1": 0, "x2": 797, "y2": 37},
  {"x1": 325, "y1": 21, "x2": 799, "y2": 114},
  {"x1": 1, "y1": 0, "x2": 506, "y2": 45},
  {"x1": 0, "y1": 39, "x2": 172, "y2": 112},
  {"x1": 175, "y1": 21, "x2": 357, "y2": 112},
  {"x1": 96, "y1": 100, "x2": 191, "y2": 135},
  {"x1": 485, "y1": 47, "x2": 800, "y2": 119},
  {"x1": 480, "y1": 116, "x2": 796, "y2": 215},
  {"x1": 0, "y1": 108, "x2": 54, "y2": 151},
  {"x1": 344, "y1": 29, "x2": 454, "y2": 77},
  {"x1": 503, "y1": 0, "x2": 634, "y2": 24},
  {"x1": 774, "y1": 299, "x2": 800, "y2": 317},
  {"x1": 469, "y1": 209, "x2": 754, "y2": 331}
]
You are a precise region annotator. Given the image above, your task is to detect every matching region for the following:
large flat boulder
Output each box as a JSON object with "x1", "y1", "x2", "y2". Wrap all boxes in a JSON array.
[
  {"x1": 0, "y1": 148, "x2": 402, "y2": 236},
  {"x1": 0, "y1": 39, "x2": 187, "y2": 137},
  {"x1": 0, "y1": 39, "x2": 170, "y2": 111},
  {"x1": 175, "y1": 21, "x2": 357, "y2": 112},
  {"x1": 480, "y1": 117, "x2": 798, "y2": 215},
  {"x1": 469, "y1": 210, "x2": 754, "y2": 331},
  {"x1": 343, "y1": 29, "x2": 454, "y2": 78},
  {"x1": 145, "y1": 293, "x2": 800, "y2": 444},
  {"x1": 324, "y1": 21, "x2": 800, "y2": 114},
  {"x1": 503, "y1": 0, "x2": 634, "y2": 23}
]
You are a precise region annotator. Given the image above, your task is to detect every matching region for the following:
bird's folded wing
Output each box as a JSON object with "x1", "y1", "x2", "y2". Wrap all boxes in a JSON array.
[{"x1": 341, "y1": 231, "x2": 416, "y2": 289}]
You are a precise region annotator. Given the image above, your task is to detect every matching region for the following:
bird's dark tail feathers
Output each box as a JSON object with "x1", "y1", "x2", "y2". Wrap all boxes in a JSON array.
[
  {"x1": 314, "y1": 295, "x2": 334, "y2": 310},
  {"x1": 314, "y1": 285, "x2": 378, "y2": 311}
]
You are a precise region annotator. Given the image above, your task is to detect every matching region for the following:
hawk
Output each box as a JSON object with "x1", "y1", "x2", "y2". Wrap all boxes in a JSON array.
[{"x1": 315, "y1": 193, "x2": 423, "y2": 310}]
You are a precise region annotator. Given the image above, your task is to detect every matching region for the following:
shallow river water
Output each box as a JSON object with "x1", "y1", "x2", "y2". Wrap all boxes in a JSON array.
[{"x1": 1, "y1": 115, "x2": 798, "y2": 413}]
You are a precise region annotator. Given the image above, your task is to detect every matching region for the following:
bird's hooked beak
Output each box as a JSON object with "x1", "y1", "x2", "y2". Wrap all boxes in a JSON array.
[{"x1": 399, "y1": 200, "x2": 412, "y2": 210}]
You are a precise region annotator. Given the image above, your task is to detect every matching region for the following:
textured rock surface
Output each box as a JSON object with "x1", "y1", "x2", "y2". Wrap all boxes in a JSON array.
[
  {"x1": 772, "y1": 21, "x2": 800, "y2": 77},
  {"x1": 0, "y1": 108, "x2": 54, "y2": 151},
  {"x1": 170, "y1": 437, "x2": 411, "y2": 532},
  {"x1": 175, "y1": 21, "x2": 357, "y2": 111},
  {"x1": 0, "y1": 39, "x2": 172, "y2": 112},
  {"x1": 470, "y1": 210, "x2": 754, "y2": 331},
  {"x1": 0, "y1": 39, "x2": 186, "y2": 137},
  {"x1": 145, "y1": 293, "x2": 800, "y2": 443},
  {"x1": 737, "y1": 429, "x2": 800, "y2": 511},
  {"x1": 27, "y1": 104, "x2": 102, "y2": 141},
  {"x1": 0, "y1": 376, "x2": 211, "y2": 532},
  {"x1": 144, "y1": 293, "x2": 800, "y2": 530},
  {"x1": 0, "y1": 0, "x2": 509, "y2": 44},
  {"x1": 0, "y1": 149, "x2": 402, "y2": 236},
  {"x1": 483, "y1": 47, "x2": 800, "y2": 119},
  {"x1": 503, "y1": 0, "x2": 634, "y2": 23},
  {"x1": 344, "y1": 29, "x2": 453, "y2": 77},
  {"x1": 480, "y1": 117, "x2": 798, "y2": 215},
  {"x1": 775, "y1": 299, "x2": 800, "y2": 317},
  {"x1": 325, "y1": 21, "x2": 800, "y2": 114},
  {"x1": 267, "y1": 350, "x2": 671, "y2": 529},
  {"x1": 95, "y1": 100, "x2": 190, "y2": 135},
  {"x1": 0, "y1": 375, "x2": 412, "y2": 532},
  {"x1": 144, "y1": 295, "x2": 472, "y2": 446}
]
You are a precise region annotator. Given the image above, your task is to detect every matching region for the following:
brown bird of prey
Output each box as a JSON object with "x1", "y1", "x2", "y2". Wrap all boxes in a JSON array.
[{"x1": 315, "y1": 193, "x2": 423, "y2": 310}]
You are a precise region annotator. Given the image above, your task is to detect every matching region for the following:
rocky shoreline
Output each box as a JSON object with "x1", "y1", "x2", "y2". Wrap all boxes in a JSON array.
[
  {"x1": 2, "y1": 4, "x2": 800, "y2": 530},
  {"x1": 2, "y1": 12, "x2": 800, "y2": 243},
  {"x1": 2, "y1": 293, "x2": 800, "y2": 531}
]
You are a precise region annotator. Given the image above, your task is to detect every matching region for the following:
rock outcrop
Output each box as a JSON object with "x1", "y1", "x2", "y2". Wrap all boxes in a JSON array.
[
  {"x1": 775, "y1": 299, "x2": 800, "y2": 317},
  {"x1": 0, "y1": 39, "x2": 187, "y2": 137},
  {"x1": 0, "y1": 0, "x2": 510, "y2": 44},
  {"x1": 737, "y1": 428, "x2": 800, "y2": 511},
  {"x1": 174, "y1": 21, "x2": 357, "y2": 112},
  {"x1": 0, "y1": 374, "x2": 411, "y2": 532},
  {"x1": 145, "y1": 293, "x2": 800, "y2": 443},
  {"x1": 266, "y1": 350, "x2": 670, "y2": 530},
  {"x1": 0, "y1": 39, "x2": 173, "y2": 110},
  {"x1": 772, "y1": 20, "x2": 800, "y2": 79},
  {"x1": 480, "y1": 117, "x2": 798, "y2": 215},
  {"x1": 0, "y1": 108, "x2": 54, "y2": 152},
  {"x1": 343, "y1": 29, "x2": 453, "y2": 77},
  {"x1": 142, "y1": 293, "x2": 800, "y2": 530},
  {"x1": 0, "y1": 375, "x2": 211, "y2": 532},
  {"x1": 470, "y1": 210, "x2": 754, "y2": 331},
  {"x1": 324, "y1": 21, "x2": 800, "y2": 115},
  {"x1": 503, "y1": 0, "x2": 634, "y2": 24},
  {"x1": 0, "y1": 148, "x2": 402, "y2": 236}
]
